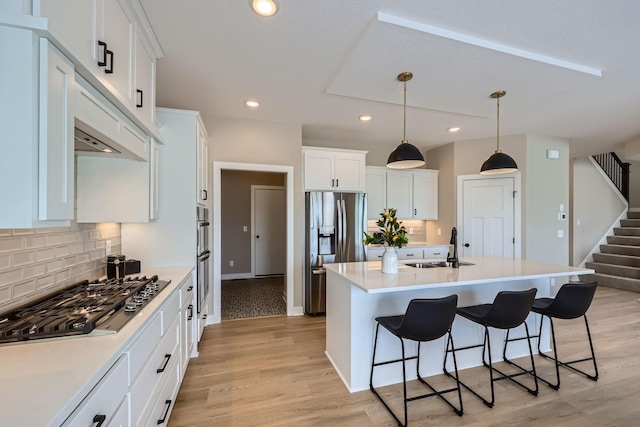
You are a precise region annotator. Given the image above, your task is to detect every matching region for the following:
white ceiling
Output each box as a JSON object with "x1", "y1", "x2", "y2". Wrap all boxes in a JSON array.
[{"x1": 140, "y1": 0, "x2": 640, "y2": 158}]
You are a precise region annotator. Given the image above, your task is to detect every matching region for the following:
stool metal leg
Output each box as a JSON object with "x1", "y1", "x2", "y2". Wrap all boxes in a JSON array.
[{"x1": 500, "y1": 323, "x2": 539, "y2": 396}]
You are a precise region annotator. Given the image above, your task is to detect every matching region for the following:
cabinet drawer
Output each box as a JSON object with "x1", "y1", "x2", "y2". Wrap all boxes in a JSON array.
[
  {"x1": 63, "y1": 354, "x2": 128, "y2": 427},
  {"x1": 128, "y1": 313, "x2": 162, "y2": 382},
  {"x1": 147, "y1": 351, "x2": 181, "y2": 427},
  {"x1": 423, "y1": 246, "x2": 449, "y2": 259},
  {"x1": 131, "y1": 314, "x2": 180, "y2": 427},
  {"x1": 367, "y1": 248, "x2": 385, "y2": 261},
  {"x1": 161, "y1": 290, "x2": 181, "y2": 335},
  {"x1": 397, "y1": 248, "x2": 422, "y2": 260},
  {"x1": 179, "y1": 274, "x2": 195, "y2": 308},
  {"x1": 107, "y1": 395, "x2": 129, "y2": 427}
]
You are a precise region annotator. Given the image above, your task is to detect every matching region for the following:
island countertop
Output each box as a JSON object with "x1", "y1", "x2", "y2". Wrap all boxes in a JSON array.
[{"x1": 323, "y1": 256, "x2": 594, "y2": 294}]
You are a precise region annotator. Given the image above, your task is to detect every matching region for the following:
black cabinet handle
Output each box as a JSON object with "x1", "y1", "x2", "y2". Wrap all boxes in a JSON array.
[
  {"x1": 136, "y1": 89, "x2": 143, "y2": 108},
  {"x1": 93, "y1": 414, "x2": 106, "y2": 427},
  {"x1": 188, "y1": 304, "x2": 193, "y2": 320},
  {"x1": 336, "y1": 179, "x2": 339, "y2": 187},
  {"x1": 464, "y1": 243, "x2": 470, "y2": 247},
  {"x1": 157, "y1": 400, "x2": 172, "y2": 425},
  {"x1": 156, "y1": 354, "x2": 171, "y2": 373},
  {"x1": 187, "y1": 285, "x2": 193, "y2": 292},
  {"x1": 97, "y1": 41, "x2": 107, "y2": 67},
  {"x1": 105, "y1": 48, "x2": 114, "y2": 74}
]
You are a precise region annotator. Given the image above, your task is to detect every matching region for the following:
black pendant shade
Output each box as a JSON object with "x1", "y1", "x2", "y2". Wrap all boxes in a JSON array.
[
  {"x1": 480, "y1": 90, "x2": 518, "y2": 175},
  {"x1": 387, "y1": 72, "x2": 425, "y2": 169},
  {"x1": 387, "y1": 142, "x2": 425, "y2": 169},
  {"x1": 480, "y1": 150, "x2": 518, "y2": 175}
]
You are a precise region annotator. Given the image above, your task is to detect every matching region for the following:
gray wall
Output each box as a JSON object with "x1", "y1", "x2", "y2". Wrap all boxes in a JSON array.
[
  {"x1": 207, "y1": 117, "x2": 303, "y2": 306},
  {"x1": 627, "y1": 160, "x2": 640, "y2": 209},
  {"x1": 221, "y1": 170, "x2": 285, "y2": 275}
]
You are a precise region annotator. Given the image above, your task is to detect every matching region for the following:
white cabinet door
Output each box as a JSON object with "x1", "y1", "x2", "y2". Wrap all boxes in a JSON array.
[
  {"x1": 38, "y1": 39, "x2": 75, "y2": 221},
  {"x1": 98, "y1": 0, "x2": 134, "y2": 105},
  {"x1": 196, "y1": 122, "x2": 209, "y2": 206},
  {"x1": 386, "y1": 171, "x2": 412, "y2": 219},
  {"x1": 150, "y1": 139, "x2": 160, "y2": 220},
  {"x1": 303, "y1": 150, "x2": 334, "y2": 191},
  {"x1": 334, "y1": 152, "x2": 366, "y2": 192},
  {"x1": 412, "y1": 170, "x2": 438, "y2": 220},
  {"x1": 134, "y1": 34, "x2": 155, "y2": 128},
  {"x1": 366, "y1": 167, "x2": 386, "y2": 219},
  {"x1": 397, "y1": 248, "x2": 423, "y2": 260}
]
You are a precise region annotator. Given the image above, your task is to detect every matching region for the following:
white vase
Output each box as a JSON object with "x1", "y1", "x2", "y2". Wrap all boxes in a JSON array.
[{"x1": 381, "y1": 247, "x2": 398, "y2": 274}]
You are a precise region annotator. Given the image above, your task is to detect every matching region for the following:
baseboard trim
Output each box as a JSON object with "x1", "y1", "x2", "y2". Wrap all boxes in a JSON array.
[
  {"x1": 221, "y1": 273, "x2": 253, "y2": 280},
  {"x1": 289, "y1": 305, "x2": 304, "y2": 316}
]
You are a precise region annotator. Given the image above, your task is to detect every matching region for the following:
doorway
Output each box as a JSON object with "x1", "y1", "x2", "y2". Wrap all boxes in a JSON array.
[
  {"x1": 252, "y1": 186, "x2": 286, "y2": 276},
  {"x1": 457, "y1": 173, "x2": 522, "y2": 259},
  {"x1": 213, "y1": 162, "x2": 295, "y2": 324}
]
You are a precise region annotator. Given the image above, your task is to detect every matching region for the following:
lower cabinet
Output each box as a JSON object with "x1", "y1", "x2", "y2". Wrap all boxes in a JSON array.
[{"x1": 62, "y1": 271, "x2": 196, "y2": 427}]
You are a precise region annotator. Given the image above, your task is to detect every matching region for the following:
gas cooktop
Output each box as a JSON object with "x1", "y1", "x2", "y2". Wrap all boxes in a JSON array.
[{"x1": 0, "y1": 275, "x2": 171, "y2": 344}]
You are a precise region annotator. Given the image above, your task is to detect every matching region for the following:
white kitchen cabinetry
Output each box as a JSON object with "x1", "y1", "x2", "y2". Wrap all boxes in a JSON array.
[
  {"x1": 383, "y1": 168, "x2": 439, "y2": 220},
  {"x1": 365, "y1": 167, "x2": 387, "y2": 219},
  {"x1": 150, "y1": 138, "x2": 161, "y2": 220},
  {"x1": 180, "y1": 274, "x2": 197, "y2": 375},
  {"x1": 0, "y1": 27, "x2": 75, "y2": 228},
  {"x1": 303, "y1": 147, "x2": 367, "y2": 192},
  {"x1": 37, "y1": 0, "x2": 162, "y2": 137},
  {"x1": 367, "y1": 245, "x2": 449, "y2": 261},
  {"x1": 423, "y1": 246, "x2": 449, "y2": 258},
  {"x1": 197, "y1": 122, "x2": 209, "y2": 206}
]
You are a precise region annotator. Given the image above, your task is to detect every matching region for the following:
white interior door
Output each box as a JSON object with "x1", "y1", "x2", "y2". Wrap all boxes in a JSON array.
[
  {"x1": 461, "y1": 177, "x2": 515, "y2": 257},
  {"x1": 253, "y1": 186, "x2": 286, "y2": 276}
]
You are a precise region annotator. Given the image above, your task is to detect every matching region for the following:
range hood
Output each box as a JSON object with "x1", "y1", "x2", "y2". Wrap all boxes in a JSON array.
[{"x1": 74, "y1": 128, "x2": 121, "y2": 154}]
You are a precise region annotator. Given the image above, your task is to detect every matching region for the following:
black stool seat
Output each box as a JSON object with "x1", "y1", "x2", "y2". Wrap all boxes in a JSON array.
[
  {"x1": 370, "y1": 295, "x2": 463, "y2": 427},
  {"x1": 530, "y1": 282, "x2": 599, "y2": 389},
  {"x1": 445, "y1": 288, "x2": 539, "y2": 408}
]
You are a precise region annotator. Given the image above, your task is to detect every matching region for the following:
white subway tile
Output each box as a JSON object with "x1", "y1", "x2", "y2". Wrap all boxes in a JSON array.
[
  {"x1": 56, "y1": 269, "x2": 70, "y2": 282},
  {"x1": 78, "y1": 253, "x2": 90, "y2": 263},
  {"x1": 36, "y1": 248, "x2": 55, "y2": 262},
  {"x1": 36, "y1": 226, "x2": 70, "y2": 234},
  {"x1": 24, "y1": 235, "x2": 46, "y2": 249},
  {"x1": 13, "y1": 280, "x2": 36, "y2": 298},
  {"x1": 63, "y1": 256, "x2": 77, "y2": 268},
  {"x1": 70, "y1": 265, "x2": 86, "y2": 278},
  {"x1": 63, "y1": 233, "x2": 77, "y2": 244},
  {"x1": 55, "y1": 246, "x2": 70, "y2": 258},
  {"x1": 84, "y1": 241, "x2": 96, "y2": 251},
  {"x1": 0, "y1": 229, "x2": 12, "y2": 237},
  {"x1": 0, "y1": 254, "x2": 11, "y2": 270},
  {"x1": 46, "y1": 259, "x2": 64, "y2": 273},
  {"x1": 0, "y1": 286, "x2": 11, "y2": 304},
  {"x1": 46, "y1": 234, "x2": 64, "y2": 247},
  {"x1": 0, "y1": 268, "x2": 24, "y2": 287},
  {"x1": 25, "y1": 264, "x2": 46, "y2": 279},
  {"x1": 89, "y1": 230, "x2": 101, "y2": 240},
  {"x1": 12, "y1": 229, "x2": 35, "y2": 236},
  {"x1": 12, "y1": 251, "x2": 35, "y2": 267},
  {"x1": 0, "y1": 237, "x2": 24, "y2": 253},
  {"x1": 70, "y1": 243, "x2": 84, "y2": 254},
  {"x1": 36, "y1": 274, "x2": 55, "y2": 290}
]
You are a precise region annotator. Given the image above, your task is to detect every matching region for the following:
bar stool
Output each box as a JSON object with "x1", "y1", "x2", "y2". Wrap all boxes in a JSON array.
[
  {"x1": 530, "y1": 281, "x2": 599, "y2": 389},
  {"x1": 369, "y1": 295, "x2": 463, "y2": 427},
  {"x1": 444, "y1": 288, "x2": 538, "y2": 408}
]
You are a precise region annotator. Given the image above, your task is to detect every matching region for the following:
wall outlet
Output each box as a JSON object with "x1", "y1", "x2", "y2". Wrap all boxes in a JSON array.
[
  {"x1": 243, "y1": 226, "x2": 248, "y2": 232},
  {"x1": 557, "y1": 229, "x2": 564, "y2": 238},
  {"x1": 229, "y1": 260, "x2": 234, "y2": 267},
  {"x1": 437, "y1": 228, "x2": 441, "y2": 236},
  {"x1": 105, "y1": 240, "x2": 112, "y2": 255},
  {"x1": 409, "y1": 227, "x2": 414, "y2": 234}
]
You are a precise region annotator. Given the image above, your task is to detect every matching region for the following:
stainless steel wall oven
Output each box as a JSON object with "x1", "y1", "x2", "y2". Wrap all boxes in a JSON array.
[{"x1": 196, "y1": 206, "x2": 210, "y2": 313}]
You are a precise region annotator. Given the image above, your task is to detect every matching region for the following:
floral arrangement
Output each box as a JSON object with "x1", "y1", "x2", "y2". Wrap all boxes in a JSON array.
[{"x1": 363, "y1": 208, "x2": 409, "y2": 248}]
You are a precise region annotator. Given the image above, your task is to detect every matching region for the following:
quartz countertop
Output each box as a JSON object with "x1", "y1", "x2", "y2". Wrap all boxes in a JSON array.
[
  {"x1": 323, "y1": 256, "x2": 594, "y2": 294},
  {"x1": 0, "y1": 265, "x2": 195, "y2": 427}
]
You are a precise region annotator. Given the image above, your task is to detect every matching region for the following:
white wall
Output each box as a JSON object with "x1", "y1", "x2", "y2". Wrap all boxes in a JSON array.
[{"x1": 207, "y1": 117, "x2": 303, "y2": 306}]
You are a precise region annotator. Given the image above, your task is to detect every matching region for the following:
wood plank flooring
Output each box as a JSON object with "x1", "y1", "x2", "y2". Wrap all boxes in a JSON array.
[{"x1": 168, "y1": 287, "x2": 640, "y2": 426}]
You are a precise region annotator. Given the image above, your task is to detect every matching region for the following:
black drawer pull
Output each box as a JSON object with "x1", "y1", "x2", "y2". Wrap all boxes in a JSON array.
[
  {"x1": 433, "y1": 252, "x2": 441, "y2": 255},
  {"x1": 105, "y1": 48, "x2": 114, "y2": 74},
  {"x1": 156, "y1": 354, "x2": 171, "y2": 373},
  {"x1": 187, "y1": 285, "x2": 193, "y2": 292},
  {"x1": 203, "y1": 189, "x2": 208, "y2": 200},
  {"x1": 136, "y1": 89, "x2": 143, "y2": 107},
  {"x1": 157, "y1": 400, "x2": 172, "y2": 424},
  {"x1": 97, "y1": 41, "x2": 107, "y2": 67},
  {"x1": 406, "y1": 253, "x2": 415, "y2": 256},
  {"x1": 93, "y1": 414, "x2": 106, "y2": 427},
  {"x1": 188, "y1": 304, "x2": 194, "y2": 321}
]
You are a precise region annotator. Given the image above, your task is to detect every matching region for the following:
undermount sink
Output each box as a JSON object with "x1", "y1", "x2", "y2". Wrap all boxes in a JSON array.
[{"x1": 405, "y1": 261, "x2": 475, "y2": 268}]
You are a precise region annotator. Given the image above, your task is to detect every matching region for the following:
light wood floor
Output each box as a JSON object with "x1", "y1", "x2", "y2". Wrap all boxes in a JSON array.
[{"x1": 168, "y1": 287, "x2": 640, "y2": 426}]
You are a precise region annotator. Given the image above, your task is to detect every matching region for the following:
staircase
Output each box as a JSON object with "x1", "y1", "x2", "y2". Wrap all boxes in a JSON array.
[{"x1": 584, "y1": 211, "x2": 640, "y2": 292}]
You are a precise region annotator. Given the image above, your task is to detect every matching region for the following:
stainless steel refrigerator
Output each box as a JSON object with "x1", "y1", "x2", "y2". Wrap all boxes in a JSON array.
[{"x1": 304, "y1": 192, "x2": 367, "y2": 314}]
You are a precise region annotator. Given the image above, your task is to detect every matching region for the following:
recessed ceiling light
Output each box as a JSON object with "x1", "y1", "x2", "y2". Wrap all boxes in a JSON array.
[
  {"x1": 448, "y1": 127, "x2": 461, "y2": 132},
  {"x1": 102, "y1": 148, "x2": 113, "y2": 153},
  {"x1": 359, "y1": 115, "x2": 372, "y2": 122},
  {"x1": 245, "y1": 100, "x2": 260, "y2": 108},
  {"x1": 251, "y1": 0, "x2": 278, "y2": 17}
]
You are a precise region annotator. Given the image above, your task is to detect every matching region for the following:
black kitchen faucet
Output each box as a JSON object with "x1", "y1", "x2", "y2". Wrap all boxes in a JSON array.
[{"x1": 447, "y1": 227, "x2": 460, "y2": 268}]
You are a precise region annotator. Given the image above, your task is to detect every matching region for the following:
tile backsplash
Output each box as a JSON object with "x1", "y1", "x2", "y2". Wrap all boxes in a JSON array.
[
  {"x1": 367, "y1": 219, "x2": 428, "y2": 244},
  {"x1": 0, "y1": 222, "x2": 121, "y2": 312}
]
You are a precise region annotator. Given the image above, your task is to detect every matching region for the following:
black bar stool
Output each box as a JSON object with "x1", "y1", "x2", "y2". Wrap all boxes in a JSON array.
[
  {"x1": 369, "y1": 295, "x2": 463, "y2": 427},
  {"x1": 444, "y1": 288, "x2": 538, "y2": 408},
  {"x1": 530, "y1": 281, "x2": 599, "y2": 389}
]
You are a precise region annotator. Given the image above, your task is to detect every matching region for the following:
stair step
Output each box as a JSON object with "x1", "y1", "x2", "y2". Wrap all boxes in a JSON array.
[
  {"x1": 614, "y1": 227, "x2": 640, "y2": 237},
  {"x1": 620, "y1": 219, "x2": 640, "y2": 227},
  {"x1": 580, "y1": 273, "x2": 640, "y2": 293},
  {"x1": 600, "y1": 244, "x2": 640, "y2": 256},
  {"x1": 606, "y1": 235, "x2": 640, "y2": 246},
  {"x1": 592, "y1": 253, "x2": 640, "y2": 267},
  {"x1": 627, "y1": 211, "x2": 640, "y2": 220},
  {"x1": 585, "y1": 261, "x2": 640, "y2": 279}
]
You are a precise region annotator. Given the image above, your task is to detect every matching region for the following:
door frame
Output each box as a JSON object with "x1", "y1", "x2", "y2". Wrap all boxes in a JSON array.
[
  {"x1": 251, "y1": 185, "x2": 286, "y2": 277},
  {"x1": 212, "y1": 162, "x2": 295, "y2": 324},
  {"x1": 456, "y1": 172, "x2": 522, "y2": 259}
]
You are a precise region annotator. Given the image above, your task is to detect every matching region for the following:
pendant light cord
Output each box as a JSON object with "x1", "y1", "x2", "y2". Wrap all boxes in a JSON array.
[
  {"x1": 496, "y1": 95, "x2": 500, "y2": 152},
  {"x1": 402, "y1": 80, "x2": 407, "y2": 143}
]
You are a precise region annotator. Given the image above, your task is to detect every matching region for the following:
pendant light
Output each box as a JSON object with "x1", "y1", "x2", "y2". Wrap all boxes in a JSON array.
[
  {"x1": 387, "y1": 72, "x2": 426, "y2": 169},
  {"x1": 480, "y1": 90, "x2": 518, "y2": 175}
]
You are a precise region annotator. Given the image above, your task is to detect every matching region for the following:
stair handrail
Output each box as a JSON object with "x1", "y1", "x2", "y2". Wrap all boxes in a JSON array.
[{"x1": 592, "y1": 152, "x2": 630, "y2": 202}]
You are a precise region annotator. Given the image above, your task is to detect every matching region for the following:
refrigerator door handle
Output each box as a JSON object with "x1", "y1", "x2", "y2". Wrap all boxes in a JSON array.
[
  {"x1": 336, "y1": 199, "x2": 342, "y2": 261},
  {"x1": 341, "y1": 199, "x2": 347, "y2": 256}
]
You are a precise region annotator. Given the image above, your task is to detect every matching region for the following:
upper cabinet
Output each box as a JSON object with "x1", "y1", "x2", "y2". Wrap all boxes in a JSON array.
[
  {"x1": 197, "y1": 122, "x2": 209, "y2": 206},
  {"x1": 0, "y1": 27, "x2": 75, "y2": 228},
  {"x1": 38, "y1": 0, "x2": 163, "y2": 137},
  {"x1": 366, "y1": 167, "x2": 438, "y2": 220},
  {"x1": 303, "y1": 147, "x2": 367, "y2": 192}
]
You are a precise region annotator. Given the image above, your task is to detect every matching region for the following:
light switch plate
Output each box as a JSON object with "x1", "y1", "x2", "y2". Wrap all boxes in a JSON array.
[{"x1": 557, "y1": 229, "x2": 564, "y2": 238}]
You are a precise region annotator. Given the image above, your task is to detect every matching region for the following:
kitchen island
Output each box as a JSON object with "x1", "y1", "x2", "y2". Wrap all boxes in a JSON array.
[{"x1": 324, "y1": 256, "x2": 593, "y2": 392}]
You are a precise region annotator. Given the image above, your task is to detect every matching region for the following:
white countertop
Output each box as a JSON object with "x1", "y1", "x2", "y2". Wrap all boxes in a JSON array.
[
  {"x1": 323, "y1": 256, "x2": 594, "y2": 294},
  {"x1": 0, "y1": 265, "x2": 195, "y2": 427}
]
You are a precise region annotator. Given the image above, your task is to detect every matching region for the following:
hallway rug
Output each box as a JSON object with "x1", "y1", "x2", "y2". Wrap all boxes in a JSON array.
[{"x1": 221, "y1": 276, "x2": 286, "y2": 320}]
